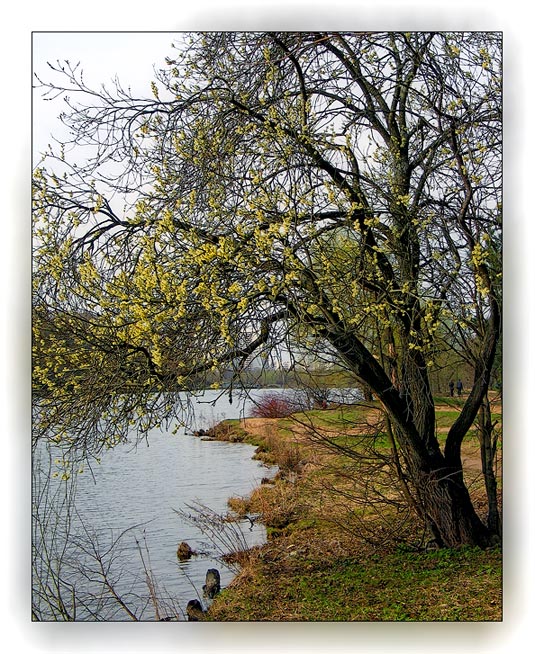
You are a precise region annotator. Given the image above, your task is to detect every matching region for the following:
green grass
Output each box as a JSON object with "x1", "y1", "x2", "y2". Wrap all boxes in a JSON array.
[
  {"x1": 208, "y1": 545, "x2": 502, "y2": 621},
  {"x1": 278, "y1": 404, "x2": 367, "y2": 429}
]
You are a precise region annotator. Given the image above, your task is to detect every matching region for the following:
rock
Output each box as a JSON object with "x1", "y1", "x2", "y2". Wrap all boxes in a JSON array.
[
  {"x1": 202, "y1": 568, "x2": 221, "y2": 599},
  {"x1": 186, "y1": 599, "x2": 205, "y2": 621},
  {"x1": 176, "y1": 541, "x2": 194, "y2": 561}
]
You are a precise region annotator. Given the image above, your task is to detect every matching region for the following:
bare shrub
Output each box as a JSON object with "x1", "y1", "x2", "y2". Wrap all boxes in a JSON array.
[{"x1": 250, "y1": 393, "x2": 296, "y2": 418}]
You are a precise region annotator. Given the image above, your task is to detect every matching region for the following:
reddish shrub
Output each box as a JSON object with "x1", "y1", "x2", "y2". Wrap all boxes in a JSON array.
[{"x1": 250, "y1": 394, "x2": 295, "y2": 418}]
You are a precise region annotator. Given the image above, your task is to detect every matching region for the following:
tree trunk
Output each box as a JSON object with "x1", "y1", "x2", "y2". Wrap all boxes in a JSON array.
[
  {"x1": 478, "y1": 394, "x2": 502, "y2": 536},
  {"x1": 396, "y1": 427, "x2": 494, "y2": 548},
  {"x1": 322, "y1": 324, "x2": 497, "y2": 548},
  {"x1": 413, "y1": 464, "x2": 494, "y2": 547}
]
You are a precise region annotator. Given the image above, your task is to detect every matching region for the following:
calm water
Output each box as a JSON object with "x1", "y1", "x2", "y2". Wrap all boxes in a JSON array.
[
  {"x1": 33, "y1": 387, "x2": 362, "y2": 620},
  {"x1": 33, "y1": 389, "x2": 280, "y2": 621}
]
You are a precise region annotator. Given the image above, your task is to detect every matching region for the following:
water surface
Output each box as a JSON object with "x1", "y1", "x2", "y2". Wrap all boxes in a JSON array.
[{"x1": 33, "y1": 389, "x2": 277, "y2": 620}]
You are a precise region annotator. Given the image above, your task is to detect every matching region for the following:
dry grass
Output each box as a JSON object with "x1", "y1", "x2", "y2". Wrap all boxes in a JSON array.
[{"x1": 207, "y1": 399, "x2": 502, "y2": 622}]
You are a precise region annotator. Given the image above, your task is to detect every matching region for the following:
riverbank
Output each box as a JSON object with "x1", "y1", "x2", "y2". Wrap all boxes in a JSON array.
[{"x1": 204, "y1": 398, "x2": 502, "y2": 621}]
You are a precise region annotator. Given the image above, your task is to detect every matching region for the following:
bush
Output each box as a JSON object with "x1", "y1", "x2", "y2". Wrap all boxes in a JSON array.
[{"x1": 250, "y1": 393, "x2": 296, "y2": 418}]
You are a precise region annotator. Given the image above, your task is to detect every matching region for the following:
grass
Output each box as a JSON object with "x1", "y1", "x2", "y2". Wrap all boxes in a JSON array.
[
  {"x1": 208, "y1": 543, "x2": 502, "y2": 621},
  {"x1": 206, "y1": 396, "x2": 502, "y2": 622}
]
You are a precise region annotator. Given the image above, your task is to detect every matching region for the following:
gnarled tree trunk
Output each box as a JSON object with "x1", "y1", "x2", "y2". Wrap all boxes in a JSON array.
[{"x1": 411, "y1": 458, "x2": 494, "y2": 547}]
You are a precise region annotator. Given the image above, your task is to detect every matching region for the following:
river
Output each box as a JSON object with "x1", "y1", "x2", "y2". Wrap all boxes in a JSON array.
[
  {"x1": 33, "y1": 387, "x2": 362, "y2": 620},
  {"x1": 32, "y1": 388, "x2": 281, "y2": 621}
]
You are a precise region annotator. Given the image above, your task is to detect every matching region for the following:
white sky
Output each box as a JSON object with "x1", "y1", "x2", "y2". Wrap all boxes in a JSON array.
[
  {"x1": 2, "y1": 3, "x2": 534, "y2": 653},
  {"x1": 33, "y1": 32, "x2": 179, "y2": 158}
]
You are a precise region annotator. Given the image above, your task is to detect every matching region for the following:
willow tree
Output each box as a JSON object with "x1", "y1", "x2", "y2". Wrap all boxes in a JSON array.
[{"x1": 33, "y1": 32, "x2": 502, "y2": 547}]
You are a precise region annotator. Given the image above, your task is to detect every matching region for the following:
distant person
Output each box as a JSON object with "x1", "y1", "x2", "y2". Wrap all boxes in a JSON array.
[
  {"x1": 456, "y1": 379, "x2": 463, "y2": 397},
  {"x1": 448, "y1": 380, "x2": 454, "y2": 397}
]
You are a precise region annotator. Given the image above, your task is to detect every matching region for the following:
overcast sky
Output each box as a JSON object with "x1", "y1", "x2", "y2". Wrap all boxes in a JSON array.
[{"x1": 33, "y1": 32, "x2": 180, "y2": 158}]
